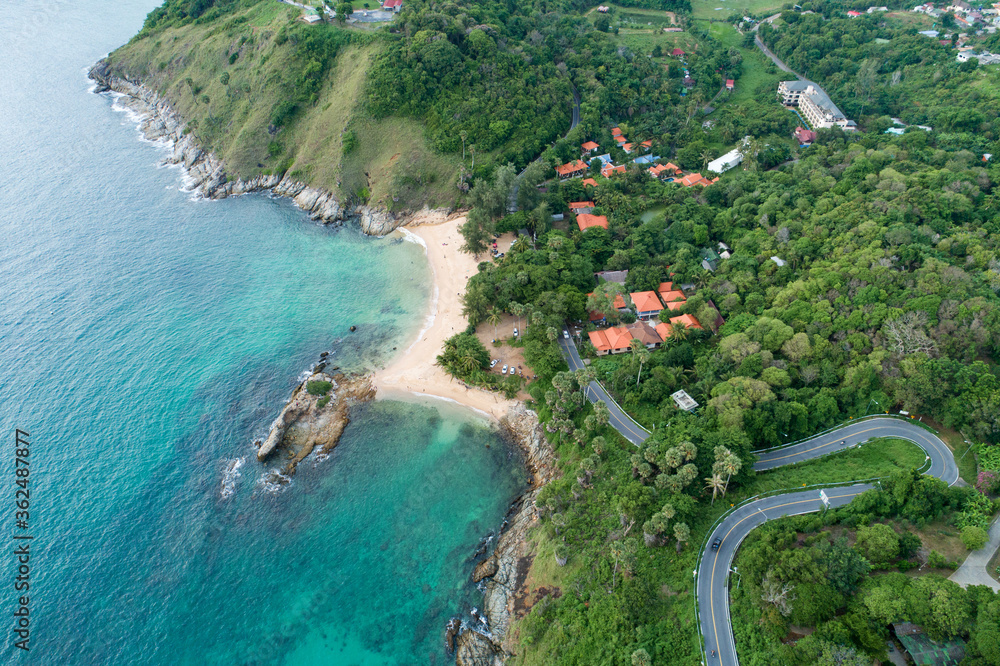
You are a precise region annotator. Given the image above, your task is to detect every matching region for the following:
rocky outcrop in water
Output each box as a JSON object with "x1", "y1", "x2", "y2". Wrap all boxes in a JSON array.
[
  {"x1": 454, "y1": 404, "x2": 554, "y2": 665},
  {"x1": 257, "y1": 371, "x2": 376, "y2": 476},
  {"x1": 88, "y1": 60, "x2": 400, "y2": 235}
]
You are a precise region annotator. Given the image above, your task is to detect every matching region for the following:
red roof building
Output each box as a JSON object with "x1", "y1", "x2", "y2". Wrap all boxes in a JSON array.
[
  {"x1": 847, "y1": 10, "x2": 862, "y2": 16},
  {"x1": 622, "y1": 142, "x2": 635, "y2": 153},
  {"x1": 569, "y1": 201, "x2": 596, "y2": 211},
  {"x1": 576, "y1": 213, "x2": 609, "y2": 231},
  {"x1": 726, "y1": 79, "x2": 735, "y2": 90},
  {"x1": 582, "y1": 178, "x2": 598, "y2": 188},
  {"x1": 589, "y1": 327, "x2": 635, "y2": 355},
  {"x1": 611, "y1": 127, "x2": 623, "y2": 136},
  {"x1": 630, "y1": 291, "x2": 664, "y2": 319},
  {"x1": 679, "y1": 172, "x2": 719, "y2": 188},
  {"x1": 615, "y1": 135, "x2": 628, "y2": 144},
  {"x1": 582, "y1": 141, "x2": 600, "y2": 153},
  {"x1": 655, "y1": 321, "x2": 674, "y2": 341},
  {"x1": 670, "y1": 313, "x2": 703, "y2": 330},
  {"x1": 794, "y1": 126, "x2": 816, "y2": 144},
  {"x1": 600, "y1": 164, "x2": 626, "y2": 178},
  {"x1": 672, "y1": 48, "x2": 685, "y2": 56},
  {"x1": 659, "y1": 289, "x2": 686, "y2": 311},
  {"x1": 641, "y1": 140, "x2": 653, "y2": 149},
  {"x1": 555, "y1": 160, "x2": 588, "y2": 179}
]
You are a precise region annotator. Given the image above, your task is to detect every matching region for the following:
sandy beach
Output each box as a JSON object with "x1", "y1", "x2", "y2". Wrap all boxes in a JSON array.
[{"x1": 373, "y1": 211, "x2": 518, "y2": 420}]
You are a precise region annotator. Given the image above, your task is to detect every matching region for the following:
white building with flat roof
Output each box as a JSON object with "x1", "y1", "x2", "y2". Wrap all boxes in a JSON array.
[
  {"x1": 778, "y1": 80, "x2": 856, "y2": 131},
  {"x1": 708, "y1": 142, "x2": 745, "y2": 174}
]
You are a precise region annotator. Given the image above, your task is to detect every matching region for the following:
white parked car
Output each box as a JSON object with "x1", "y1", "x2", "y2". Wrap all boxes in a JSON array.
[
  {"x1": 490, "y1": 359, "x2": 499, "y2": 368},
  {"x1": 563, "y1": 330, "x2": 569, "y2": 339},
  {"x1": 501, "y1": 364, "x2": 508, "y2": 374},
  {"x1": 513, "y1": 327, "x2": 519, "y2": 337}
]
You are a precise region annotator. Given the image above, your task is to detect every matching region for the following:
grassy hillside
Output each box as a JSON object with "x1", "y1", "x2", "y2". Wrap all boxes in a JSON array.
[{"x1": 106, "y1": 1, "x2": 461, "y2": 212}]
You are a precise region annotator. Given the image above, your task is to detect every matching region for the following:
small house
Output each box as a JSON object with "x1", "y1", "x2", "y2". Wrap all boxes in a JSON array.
[
  {"x1": 568, "y1": 201, "x2": 596, "y2": 215},
  {"x1": 627, "y1": 321, "x2": 662, "y2": 349},
  {"x1": 576, "y1": 213, "x2": 609, "y2": 231},
  {"x1": 555, "y1": 160, "x2": 588, "y2": 180},
  {"x1": 725, "y1": 79, "x2": 735, "y2": 91},
  {"x1": 630, "y1": 291, "x2": 664, "y2": 320},
  {"x1": 581, "y1": 141, "x2": 600, "y2": 154},
  {"x1": 588, "y1": 327, "x2": 634, "y2": 355}
]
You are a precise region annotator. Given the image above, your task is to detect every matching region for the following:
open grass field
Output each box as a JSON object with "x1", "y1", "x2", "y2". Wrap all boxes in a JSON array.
[
  {"x1": 107, "y1": 2, "x2": 458, "y2": 212},
  {"x1": 690, "y1": 0, "x2": 784, "y2": 21}
]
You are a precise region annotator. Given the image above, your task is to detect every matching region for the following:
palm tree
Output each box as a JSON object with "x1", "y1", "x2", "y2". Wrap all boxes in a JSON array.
[
  {"x1": 670, "y1": 322, "x2": 689, "y2": 343},
  {"x1": 460, "y1": 130, "x2": 467, "y2": 161},
  {"x1": 628, "y1": 340, "x2": 649, "y2": 386},
  {"x1": 700, "y1": 150, "x2": 713, "y2": 171},
  {"x1": 722, "y1": 454, "x2": 742, "y2": 495},
  {"x1": 460, "y1": 350, "x2": 480, "y2": 375},
  {"x1": 512, "y1": 236, "x2": 530, "y2": 254},
  {"x1": 705, "y1": 474, "x2": 725, "y2": 504},
  {"x1": 487, "y1": 307, "x2": 502, "y2": 341},
  {"x1": 546, "y1": 326, "x2": 559, "y2": 342},
  {"x1": 511, "y1": 302, "x2": 524, "y2": 332}
]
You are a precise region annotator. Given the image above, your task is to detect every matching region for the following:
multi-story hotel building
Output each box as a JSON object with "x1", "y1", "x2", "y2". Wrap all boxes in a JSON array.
[{"x1": 778, "y1": 80, "x2": 857, "y2": 131}]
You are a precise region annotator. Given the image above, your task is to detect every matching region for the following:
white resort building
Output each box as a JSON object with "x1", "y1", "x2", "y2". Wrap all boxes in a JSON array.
[{"x1": 778, "y1": 80, "x2": 856, "y2": 131}]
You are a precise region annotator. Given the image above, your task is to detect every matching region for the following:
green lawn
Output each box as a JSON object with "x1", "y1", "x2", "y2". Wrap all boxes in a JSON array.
[{"x1": 690, "y1": 0, "x2": 784, "y2": 21}]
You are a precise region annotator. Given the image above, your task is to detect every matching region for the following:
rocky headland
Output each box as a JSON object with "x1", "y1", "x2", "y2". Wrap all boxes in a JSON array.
[
  {"x1": 88, "y1": 59, "x2": 411, "y2": 236},
  {"x1": 257, "y1": 369, "x2": 376, "y2": 478},
  {"x1": 452, "y1": 403, "x2": 557, "y2": 666}
]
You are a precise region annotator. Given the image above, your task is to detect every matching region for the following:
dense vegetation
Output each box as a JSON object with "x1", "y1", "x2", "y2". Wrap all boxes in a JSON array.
[
  {"x1": 732, "y1": 471, "x2": 1000, "y2": 665},
  {"x1": 758, "y1": 10, "x2": 1000, "y2": 150}
]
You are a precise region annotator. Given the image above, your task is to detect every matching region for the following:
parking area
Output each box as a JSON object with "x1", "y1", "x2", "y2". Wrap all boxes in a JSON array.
[{"x1": 473, "y1": 313, "x2": 535, "y2": 381}]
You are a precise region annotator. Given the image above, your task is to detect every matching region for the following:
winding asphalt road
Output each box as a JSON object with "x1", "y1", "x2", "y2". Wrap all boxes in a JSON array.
[
  {"x1": 698, "y1": 418, "x2": 960, "y2": 665},
  {"x1": 556, "y1": 335, "x2": 650, "y2": 446}
]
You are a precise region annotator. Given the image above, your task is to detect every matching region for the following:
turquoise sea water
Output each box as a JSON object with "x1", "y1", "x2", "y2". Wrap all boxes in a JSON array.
[{"x1": 0, "y1": 2, "x2": 527, "y2": 663}]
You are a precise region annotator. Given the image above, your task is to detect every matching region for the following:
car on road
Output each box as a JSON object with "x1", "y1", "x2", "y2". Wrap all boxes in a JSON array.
[
  {"x1": 501, "y1": 364, "x2": 508, "y2": 374},
  {"x1": 711, "y1": 537, "x2": 722, "y2": 551},
  {"x1": 490, "y1": 359, "x2": 499, "y2": 368},
  {"x1": 563, "y1": 330, "x2": 569, "y2": 339},
  {"x1": 513, "y1": 327, "x2": 519, "y2": 337}
]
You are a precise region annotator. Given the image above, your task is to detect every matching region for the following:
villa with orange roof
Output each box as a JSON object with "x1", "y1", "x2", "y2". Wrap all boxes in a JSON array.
[
  {"x1": 660, "y1": 289, "x2": 687, "y2": 311},
  {"x1": 630, "y1": 291, "x2": 664, "y2": 320},
  {"x1": 611, "y1": 127, "x2": 622, "y2": 137},
  {"x1": 670, "y1": 313, "x2": 703, "y2": 329},
  {"x1": 582, "y1": 178, "x2": 598, "y2": 188},
  {"x1": 576, "y1": 213, "x2": 609, "y2": 231},
  {"x1": 655, "y1": 321, "x2": 674, "y2": 341},
  {"x1": 601, "y1": 164, "x2": 626, "y2": 178},
  {"x1": 679, "y1": 172, "x2": 719, "y2": 188},
  {"x1": 568, "y1": 201, "x2": 595, "y2": 214},
  {"x1": 641, "y1": 140, "x2": 653, "y2": 149},
  {"x1": 588, "y1": 326, "x2": 635, "y2": 355},
  {"x1": 555, "y1": 160, "x2": 588, "y2": 180},
  {"x1": 615, "y1": 135, "x2": 628, "y2": 144},
  {"x1": 581, "y1": 141, "x2": 600, "y2": 154}
]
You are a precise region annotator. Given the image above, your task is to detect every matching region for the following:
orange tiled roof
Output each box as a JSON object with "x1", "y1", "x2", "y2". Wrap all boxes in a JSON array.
[
  {"x1": 655, "y1": 322, "x2": 673, "y2": 340},
  {"x1": 630, "y1": 291, "x2": 663, "y2": 313},
  {"x1": 576, "y1": 214, "x2": 609, "y2": 231},
  {"x1": 554, "y1": 160, "x2": 588, "y2": 177},
  {"x1": 582, "y1": 178, "x2": 598, "y2": 188},
  {"x1": 582, "y1": 141, "x2": 599, "y2": 151},
  {"x1": 660, "y1": 289, "x2": 686, "y2": 303},
  {"x1": 568, "y1": 201, "x2": 595, "y2": 210},
  {"x1": 622, "y1": 143, "x2": 634, "y2": 152},
  {"x1": 601, "y1": 164, "x2": 626, "y2": 178},
  {"x1": 588, "y1": 326, "x2": 634, "y2": 352},
  {"x1": 670, "y1": 313, "x2": 703, "y2": 330},
  {"x1": 613, "y1": 293, "x2": 628, "y2": 309},
  {"x1": 611, "y1": 127, "x2": 622, "y2": 136},
  {"x1": 658, "y1": 281, "x2": 673, "y2": 292},
  {"x1": 641, "y1": 140, "x2": 653, "y2": 148}
]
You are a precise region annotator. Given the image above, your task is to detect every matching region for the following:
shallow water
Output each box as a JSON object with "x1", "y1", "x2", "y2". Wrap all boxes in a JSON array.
[{"x1": 0, "y1": 2, "x2": 527, "y2": 663}]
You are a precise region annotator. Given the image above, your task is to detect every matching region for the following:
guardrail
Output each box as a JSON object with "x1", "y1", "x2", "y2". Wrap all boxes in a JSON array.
[
  {"x1": 693, "y1": 436, "x2": 936, "y2": 664},
  {"x1": 752, "y1": 413, "x2": 939, "y2": 456}
]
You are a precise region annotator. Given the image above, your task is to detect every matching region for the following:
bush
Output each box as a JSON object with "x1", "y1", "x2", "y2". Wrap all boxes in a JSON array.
[
  {"x1": 961, "y1": 525, "x2": 988, "y2": 551},
  {"x1": 306, "y1": 380, "x2": 333, "y2": 396},
  {"x1": 928, "y1": 550, "x2": 958, "y2": 570}
]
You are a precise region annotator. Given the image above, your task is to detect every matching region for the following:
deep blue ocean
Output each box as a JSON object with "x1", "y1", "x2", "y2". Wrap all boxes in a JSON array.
[{"x1": 0, "y1": 2, "x2": 526, "y2": 663}]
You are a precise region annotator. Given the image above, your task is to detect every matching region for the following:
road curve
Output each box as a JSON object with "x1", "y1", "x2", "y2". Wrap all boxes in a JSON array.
[
  {"x1": 698, "y1": 418, "x2": 960, "y2": 665},
  {"x1": 556, "y1": 335, "x2": 650, "y2": 446}
]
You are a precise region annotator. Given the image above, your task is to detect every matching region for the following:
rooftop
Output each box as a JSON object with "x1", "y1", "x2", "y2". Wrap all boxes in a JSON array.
[
  {"x1": 671, "y1": 389, "x2": 699, "y2": 411},
  {"x1": 576, "y1": 213, "x2": 609, "y2": 231},
  {"x1": 630, "y1": 291, "x2": 664, "y2": 313}
]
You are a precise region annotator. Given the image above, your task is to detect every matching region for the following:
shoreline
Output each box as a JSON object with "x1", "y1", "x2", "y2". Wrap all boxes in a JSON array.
[
  {"x1": 373, "y1": 212, "x2": 519, "y2": 421},
  {"x1": 88, "y1": 59, "x2": 413, "y2": 236}
]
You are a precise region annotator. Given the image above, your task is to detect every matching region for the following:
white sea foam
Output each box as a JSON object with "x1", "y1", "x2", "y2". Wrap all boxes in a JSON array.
[
  {"x1": 395, "y1": 226, "x2": 427, "y2": 249},
  {"x1": 219, "y1": 457, "x2": 244, "y2": 499}
]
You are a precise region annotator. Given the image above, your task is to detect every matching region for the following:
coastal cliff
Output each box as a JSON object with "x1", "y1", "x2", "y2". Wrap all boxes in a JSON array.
[
  {"x1": 88, "y1": 60, "x2": 402, "y2": 236},
  {"x1": 454, "y1": 404, "x2": 556, "y2": 666}
]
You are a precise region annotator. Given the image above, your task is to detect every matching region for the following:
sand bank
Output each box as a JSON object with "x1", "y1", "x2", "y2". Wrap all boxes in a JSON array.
[{"x1": 373, "y1": 211, "x2": 517, "y2": 420}]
